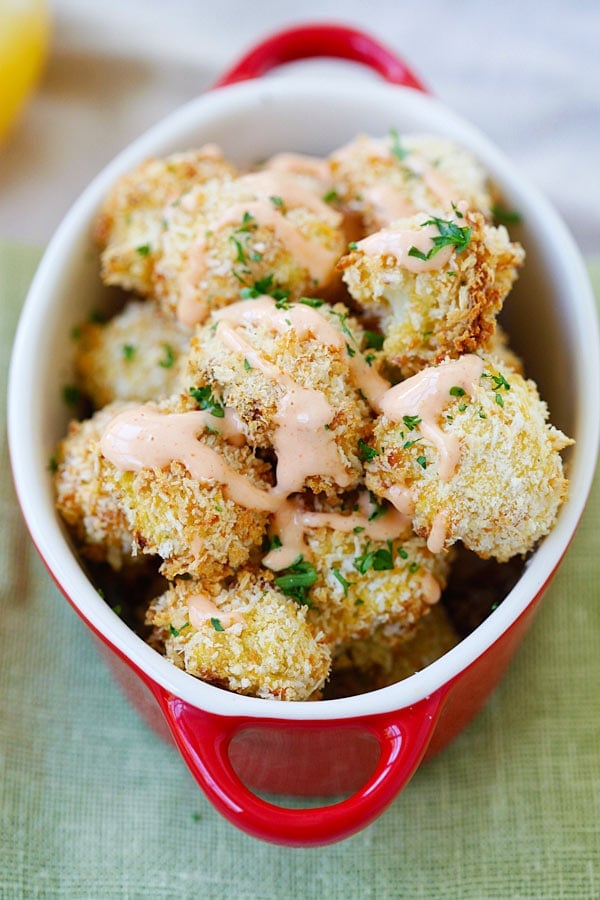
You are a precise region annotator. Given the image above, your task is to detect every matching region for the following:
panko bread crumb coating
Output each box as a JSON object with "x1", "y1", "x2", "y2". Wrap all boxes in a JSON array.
[
  {"x1": 54, "y1": 402, "x2": 139, "y2": 569},
  {"x1": 74, "y1": 299, "x2": 192, "y2": 408},
  {"x1": 99, "y1": 398, "x2": 274, "y2": 580},
  {"x1": 339, "y1": 206, "x2": 524, "y2": 376},
  {"x1": 184, "y1": 296, "x2": 379, "y2": 496},
  {"x1": 95, "y1": 146, "x2": 237, "y2": 298},
  {"x1": 330, "y1": 602, "x2": 460, "y2": 694},
  {"x1": 153, "y1": 169, "x2": 346, "y2": 325},
  {"x1": 366, "y1": 354, "x2": 572, "y2": 562},
  {"x1": 329, "y1": 132, "x2": 493, "y2": 233},
  {"x1": 146, "y1": 571, "x2": 331, "y2": 700},
  {"x1": 305, "y1": 526, "x2": 452, "y2": 651}
]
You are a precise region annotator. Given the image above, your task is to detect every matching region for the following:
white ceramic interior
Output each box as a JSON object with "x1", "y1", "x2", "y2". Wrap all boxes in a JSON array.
[{"x1": 8, "y1": 77, "x2": 599, "y2": 722}]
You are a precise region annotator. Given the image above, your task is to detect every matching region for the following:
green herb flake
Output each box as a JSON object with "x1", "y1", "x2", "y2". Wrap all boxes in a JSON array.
[
  {"x1": 495, "y1": 393, "x2": 504, "y2": 407},
  {"x1": 189, "y1": 385, "x2": 225, "y2": 418},
  {"x1": 408, "y1": 561, "x2": 421, "y2": 574},
  {"x1": 408, "y1": 215, "x2": 472, "y2": 261},
  {"x1": 358, "y1": 438, "x2": 379, "y2": 462},
  {"x1": 62, "y1": 384, "x2": 81, "y2": 406},
  {"x1": 348, "y1": 241, "x2": 358, "y2": 251},
  {"x1": 243, "y1": 357, "x2": 252, "y2": 371},
  {"x1": 210, "y1": 618, "x2": 225, "y2": 632},
  {"x1": 353, "y1": 526, "x2": 365, "y2": 534},
  {"x1": 299, "y1": 297, "x2": 324, "y2": 308},
  {"x1": 322, "y1": 189, "x2": 340, "y2": 203},
  {"x1": 490, "y1": 372, "x2": 511, "y2": 392},
  {"x1": 122, "y1": 343, "x2": 136, "y2": 362},
  {"x1": 229, "y1": 234, "x2": 247, "y2": 265},
  {"x1": 270, "y1": 194, "x2": 284, "y2": 209},
  {"x1": 332, "y1": 568, "x2": 352, "y2": 596},
  {"x1": 345, "y1": 342, "x2": 356, "y2": 358},
  {"x1": 169, "y1": 622, "x2": 191, "y2": 637},
  {"x1": 48, "y1": 454, "x2": 59, "y2": 473},
  {"x1": 416, "y1": 455, "x2": 427, "y2": 469},
  {"x1": 491, "y1": 203, "x2": 522, "y2": 226},
  {"x1": 365, "y1": 352, "x2": 376, "y2": 367},
  {"x1": 364, "y1": 330, "x2": 384, "y2": 351},
  {"x1": 449, "y1": 385, "x2": 466, "y2": 397},
  {"x1": 354, "y1": 598, "x2": 365, "y2": 606},
  {"x1": 136, "y1": 243, "x2": 151, "y2": 257},
  {"x1": 353, "y1": 541, "x2": 395, "y2": 575},
  {"x1": 274, "y1": 555, "x2": 318, "y2": 606},
  {"x1": 159, "y1": 344, "x2": 176, "y2": 368},
  {"x1": 389, "y1": 127, "x2": 410, "y2": 162},
  {"x1": 398, "y1": 547, "x2": 409, "y2": 560},
  {"x1": 402, "y1": 414, "x2": 422, "y2": 431}
]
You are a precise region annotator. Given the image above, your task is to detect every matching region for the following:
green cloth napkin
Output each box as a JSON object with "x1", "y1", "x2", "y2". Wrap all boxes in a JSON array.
[{"x1": 1, "y1": 241, "x2": 599, "y2": 899}]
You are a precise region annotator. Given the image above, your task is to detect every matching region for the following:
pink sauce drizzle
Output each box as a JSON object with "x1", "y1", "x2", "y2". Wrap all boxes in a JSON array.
[
  {"x1": 357, "y1": 224, "x2": 454, "y2": 274},
  {"x1": 380, "y1": 355, "x2": 484, "y2": 480},
  {"x1": 427, "y1": 510, "x2": 449, "y2": 554},
  {"x1": 262, "y1": 493, "x2": 412, "y2": 572},
  {"x1": 187, "y1": 592, "x2": 243, "y2": 630},
  {"x1": 100, "y1": 407, "x2": 278, "y2": 512}
]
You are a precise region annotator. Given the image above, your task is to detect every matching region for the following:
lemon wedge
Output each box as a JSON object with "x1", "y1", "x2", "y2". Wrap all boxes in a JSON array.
[{"x1": 0, "y1": 0, "x2": 50, "y2": 143}]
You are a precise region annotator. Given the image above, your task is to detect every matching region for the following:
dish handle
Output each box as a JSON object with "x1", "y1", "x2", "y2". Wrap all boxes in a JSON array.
[
  {"x1": 153, "y1": 688, "x2": 449, "y2": 847},
  {"x1": 212, "y1": 22, "x2": 427, "y2": 92}
]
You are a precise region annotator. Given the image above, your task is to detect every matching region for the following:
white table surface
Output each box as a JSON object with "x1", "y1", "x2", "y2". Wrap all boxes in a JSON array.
[{"x1": 1, "y1": 0, "x2": 599, "y2": 256}]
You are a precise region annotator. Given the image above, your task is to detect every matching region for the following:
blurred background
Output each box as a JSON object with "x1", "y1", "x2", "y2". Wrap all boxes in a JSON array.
[{"x1": 1, "y1": 0, "x2": 599, "y2": 256}]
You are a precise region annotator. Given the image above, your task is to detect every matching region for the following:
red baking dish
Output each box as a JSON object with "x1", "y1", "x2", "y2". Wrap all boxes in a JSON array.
[{"x1": 8, "y1": 24, "x2": 599, "y2": 847}]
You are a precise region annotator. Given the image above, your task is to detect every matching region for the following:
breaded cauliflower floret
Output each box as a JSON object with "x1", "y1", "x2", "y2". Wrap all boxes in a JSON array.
[
  {"x1": 329, "y1": 132, "x2": 494, "y2": 232},
  {"x1": 54, "y1": 402, "x2": 138, "y2": 569},
  {"x1": 95, "y1": 146, "x2": 237, "y2": 297},
  {"x1": 339, "y1": 207, "x2": 524, "y2": 376},
  {"x1": 146, "y1": 571, "x2": 331, "y2": 700},
  {"x1": 74, "y1": 300, "x2": 192, "y2": 408},
  {"x1": 101, "y1": 397, "x2": 274, "y2": 579},
  {"x1": 303, "y1": 527, "x2": 453, "y2": 652},
  {"x1": 365, "y1": 354, "x2": 572, "y2": 562},
  {"x1": 331, "y1": 602, "x2": 460, "y2": 689},
  {"x1": 184, "y1": 297, "x2": 374, "y2": 496},
  {"x1": 156, "y1": 170, "x2": 346, "y2": 324}
]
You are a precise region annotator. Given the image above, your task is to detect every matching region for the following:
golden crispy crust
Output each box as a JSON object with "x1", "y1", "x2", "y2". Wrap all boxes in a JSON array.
[
  {"x1": 74, "y1": 300, "x2": 192, "y2": 408},
  {"x1": 366, "y1": 355, "x2": 572, "y2": 561},
  {"x1": 339, "y1": 209, "x2": 525, "y2": 377},
  {"x1": 146, "y1": 570, "x2": 331, "y2": 700},
  {"x1": 96, "y1": 147, "x2": 237, "y2": 297},
  {"x1": 185, "y1": 300, "x2": 373, "y2": 496}
]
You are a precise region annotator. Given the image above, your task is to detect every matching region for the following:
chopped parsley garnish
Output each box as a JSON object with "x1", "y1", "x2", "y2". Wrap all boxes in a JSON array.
[
  {"x1": 299, "y1": 297, "x2": 324, "y2": 308},
  {"x1": 269, "y1": 534, "x2": 282, "y2": 551},
  {"x1": 495, "y1": 394, "x2": 505, "y2": 407},
  {"x1": 122, "y1": 343, "x2": 136, "y2": 361},
  {"x1": 402, "y1": 414, "x2": 421, "y2": 431},
  {"x1": 62, "y1": 384, "x2": 81, "y2": 406},
  {"x1": 243, "y1": 357, "x2": 252, "y2": 371},
  {"x1": 397, "y1": 547, "x2": 409, "y2": 560},
  {"x1": 158, "y1": 344, "x2": 176, "y2": 368},
  {"x1": 416, "y1": 454, "x2": 428, "y2": 469},
  {"x1": 354, "y1": 598, "x2": 365, "y2": 606},
  {"x1": 491, "y1": 203, "x2": 522, "y2": 226},
  {"x1": 490, "y1": 372, "x2": 511, "y2": 392},
  {"x1": 274, "y1": 555, "x2": 318, "y2": 606},
  {"x1": 229, "y1": 235, "x2": 247, "y2": 265},
  {"x1": 241, "y1": 273, "x2": 290, "y2": 303},
  {"x1": 353, "y1": 540, "x2": 395, "y2": 575},
  {"x1": 408, "y1": 215, "x2": 472, "y2": 261},
  {"x1": 367, "y1": 492, "x2": 387, "y2": 521},
  {"x1": 348, "y1": 242, "x2": 358, "y2": 251},
  {"x1": 274, "y1": 295, "x2": 292, "y2": 309},
  {"x1": 389, "y1": 127, "x2": 410, "y2": 162},
  {"x1": 237, "y1": 211, "x2": 256, "y2": 232},
  {"x1": 329, "y1": 309, "x2": 353, "y2": 340},
  {"x1": 408, "y1": 561, "x2": 421, "y2": 574},
  {"x1": 169, "y1": 623, "x2": 191, "y2": 637},
  {"x1": 332, "y1": 568, "x2": 352, "y2": 596},
  {"x1": 346, "y1": 342, "x2": 356, "y2": 358},
  {"x1": 48, "y1": 454, "x2": 59, "y2": 473},
  {"x1": 189, "y1": 385, "x2": 225, "y2": 418},
  {"x1": 270, "y1": 195, "x2": 284, "y2": 209},
  {"x1": 136, "y1": 243, "x2": 151, "y2": 257},
  {"x1": 322, "y1": 189, "x2": 340, "y2": 203},
  {"x1": 210, "y1": 618, "x2": 225, "y2": 632},
  {"x1": 449, "y1": 385, "x2": 465, "y2": 397},
  {"x1": 357, "y1": 438, "x2": 379, "y2": 462},
  {"x1": 364, "y1": 330, "x2": 384, "y2": 351}
]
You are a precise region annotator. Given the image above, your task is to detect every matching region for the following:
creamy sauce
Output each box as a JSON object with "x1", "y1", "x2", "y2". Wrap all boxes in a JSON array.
[
  {"x1": 427, "y1": 510, "x2": 449, "y2": 554},
  {"x1": 262, "y1": 494, "x2": 412, "y2": 571},
  {"x1": 421, "y1": 571, "x2": 442, "y2": 605},
  {"x1": 187, "y1": 592, "x2": 243, "y2": 630},
  {"x1": 363, "y1": 183, "x2": 415, "y2": 227},
  {"x1": 383, "y1": 485, "x2": 415, "y2": 516},
  {"x1": 177, "y1": 171, "x2": 342, "y2": 326},
  {"x1": 100, "y1": 407, "x2": 278, "y2": 512},
  {"x1": 357, "y1": 224, "x2": 454, "y2": 274},
  {"x1": 266, "y1": 152, "x2": 332, "y2": 187},
  {"x1": 380, "y1": 355, "x2": 484, "y2": 480}
]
